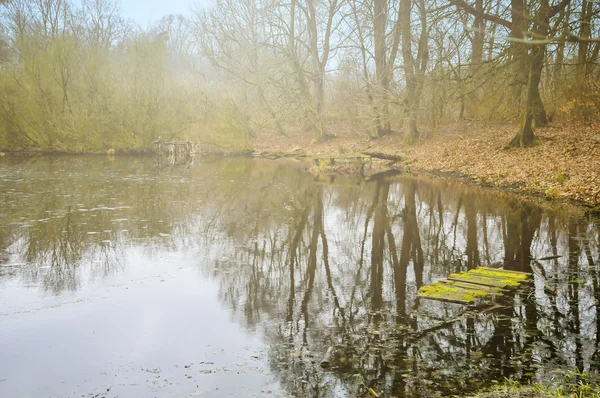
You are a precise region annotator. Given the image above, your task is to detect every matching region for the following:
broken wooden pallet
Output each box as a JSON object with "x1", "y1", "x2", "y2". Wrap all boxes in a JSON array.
[{"x1": 418, "y1": 267, "x2": 531, "y2": 305}]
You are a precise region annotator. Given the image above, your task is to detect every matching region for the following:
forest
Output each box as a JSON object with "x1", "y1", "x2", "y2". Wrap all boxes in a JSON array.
[{"x1": 0, "y1": 0, "x2": 598, "y2": 153}]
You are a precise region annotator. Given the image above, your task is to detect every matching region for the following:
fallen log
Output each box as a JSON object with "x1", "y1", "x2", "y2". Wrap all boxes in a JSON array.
[
  {"x1": 361, "y1": 151, "x2": 403, "y2": 162},
  {"x1": 364, "y1": 169, "x2": 402, "y2": 181}
]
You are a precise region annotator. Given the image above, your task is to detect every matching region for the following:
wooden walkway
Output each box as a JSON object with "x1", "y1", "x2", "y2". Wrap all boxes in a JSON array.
[{"x1": 418, "y1": 267, "x2": 531, "y2": 305}]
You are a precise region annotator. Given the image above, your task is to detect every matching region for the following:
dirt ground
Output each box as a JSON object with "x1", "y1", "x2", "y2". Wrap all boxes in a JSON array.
[{"x1": 252, "y1": 121, "x2": 600, "y2": 206}]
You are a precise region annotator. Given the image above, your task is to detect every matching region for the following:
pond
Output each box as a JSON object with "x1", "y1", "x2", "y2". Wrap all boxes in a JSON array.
[{"x1": 0, "y1": 155, "x2": 599, "y2": 398}]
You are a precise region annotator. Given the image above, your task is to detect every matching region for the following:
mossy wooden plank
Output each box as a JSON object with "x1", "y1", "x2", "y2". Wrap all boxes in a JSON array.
[
  {"x1": 418, "y1": 283, "x2": 488, "y2": 304},
  {"x1": 461, "y1": 272, "x2": 528, "y2": 284},
  {"x1": 477, "y1": 267, "x2": 532, "y2": 277},
  {"x1": 439, "y1": 280, "x2": 505, "y2": 295},
  {"x1": 417, "y1": 291, "x2": 474, "y2": 304},
  {"x1": 469, "y1": 268, "x2": 531, "y2": 281},
  {"x1": 419, "y1": 267, "x2": 531, "y2": 305},
  {"x1": 448, "y1": 273, "x2": 522, "y2": 288}
]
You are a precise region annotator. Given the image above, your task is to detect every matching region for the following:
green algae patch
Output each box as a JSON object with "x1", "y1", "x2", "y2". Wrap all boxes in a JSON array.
[{"x1": 419, "y1": 267, "x2": 531, "y2": 305}]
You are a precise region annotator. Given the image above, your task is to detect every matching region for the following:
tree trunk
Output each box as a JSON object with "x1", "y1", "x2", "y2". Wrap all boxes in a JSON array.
[
  {"x1": 509, "y1": 0, "x2": 529, "y2": 106},
  {"x1": 507, "y1": 40, "x2": 545, "y2": 147},
  {"x1": 373, "y1": 0, "x2": 391, "y2": 136},
  {"x1": 465, "y1": 0, "x2": 484, "y2": 119},
  {"x1": 306, "y1": 0, "x2": 327, "y2": 140},
  {"x1": 553, "y1": 7, "x2": 567, "y2": 101},
  {"x1": 577, "y1": 0, "x2": 592, "y2": 77},
  {"x1": 354, "y1": 9, "x2": 381, "y2": 136},
  {"x1": 401, "y1": 0, "x2": 428, "y2": 144},
  {"x1": 532, "y1": 82, "x2": 547, "y2": 127},
  {"x1": 507, "y1": 0, "x2": 556, "y2": 148}
]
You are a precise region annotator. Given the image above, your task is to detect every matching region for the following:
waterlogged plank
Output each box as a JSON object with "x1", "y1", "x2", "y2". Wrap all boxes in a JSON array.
[
  {"x1": 418, "y1": 267, "x2": 531, "y2": 304},
  {"x1": 439, "y1": 280, "x2": 505, "y2": 295},
  {"x1": 418, "y1": 282, "x2": 489, "y2": 304},
  {"x1": 472, "y1": 267, "x2": 531, "y2": 280},
  {"x1": 448, "y1": 273, "x2": 522, "y2": 288}
]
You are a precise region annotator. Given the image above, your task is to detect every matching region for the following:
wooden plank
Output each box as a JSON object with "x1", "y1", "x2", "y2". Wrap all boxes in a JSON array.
[
  {"x1": 417, "y1": 291, "x2": 474, "y2": 305},
  {"x1": 439, "y1": 280, "x2": 505, "y2": 295},
  {"x1": 471, "y1": 267, "x2": 533, "y2": 278},
  {"x1": 312, "y1": 155, "x2": 364, "y2": 161},
  {"x1": 418, "y1": 282, "x2": 488, "y2": 304},
  {"x1": 418, "y1": 266, "x2": 532, "y2": 305},
  {"x1": 448, "y1": 273, "x2": 522, "y2": 289},
  {"x1": 361, "y1": 152, "x2": 403, "y2": 162},
  {"x1": 466, "y1": 269, "x2": 530, "y2": 283}
]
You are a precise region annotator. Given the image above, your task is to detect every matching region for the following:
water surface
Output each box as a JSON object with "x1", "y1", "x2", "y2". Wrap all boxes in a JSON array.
[{"x1": 0, "y1": 155, "x2": 599, "y2": 397}]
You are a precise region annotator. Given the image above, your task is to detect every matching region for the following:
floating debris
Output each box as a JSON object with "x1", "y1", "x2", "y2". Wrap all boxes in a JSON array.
[{"x1": 418, "y1": 267, "x2": 531, "y2": 305}]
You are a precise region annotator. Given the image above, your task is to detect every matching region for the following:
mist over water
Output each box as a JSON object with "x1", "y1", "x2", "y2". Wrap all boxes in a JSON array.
[{"x1": 0, "y1": 155, "x2": 598, "y2": 397}]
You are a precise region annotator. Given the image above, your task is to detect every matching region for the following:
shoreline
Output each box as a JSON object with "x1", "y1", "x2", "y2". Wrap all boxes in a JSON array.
[
  {"x1": 3, "y1": 121, "x2": 599, "y2": 212},
  {"x1": 251, "y1": 121, "x2": 600, "y2": 211},
  {"x1": 263, "y1": 154, "x2": 595, "y2": 213}
]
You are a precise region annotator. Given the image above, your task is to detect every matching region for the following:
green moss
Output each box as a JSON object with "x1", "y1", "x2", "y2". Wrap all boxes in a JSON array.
[
  {"x1": 469, "y1": 268, "x2": 530, "y2": 281},
  {"x1": 419, "y1": 268, "x2": 530, "y2": 304},
  {"x1": 556, "y1": 172, "x2": 570, "y2": 184},
  {"x1": 545, "y1": 188, "x2": 560, "y2": 199},
  {"x1": 448, "y1": 272, "x2": 522, "y2": 288},
  {"x1": 418, "y1": 283, "x2": 488, "y2": 304}
]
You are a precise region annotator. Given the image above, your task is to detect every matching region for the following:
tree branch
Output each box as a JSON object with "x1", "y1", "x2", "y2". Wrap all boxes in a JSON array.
[{"x1": 447, "y1": 0, "x2": 512, "y2": 30}]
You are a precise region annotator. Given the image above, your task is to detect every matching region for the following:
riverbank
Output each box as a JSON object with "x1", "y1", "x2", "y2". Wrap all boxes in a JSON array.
[{"x1": 252, "y1": 121, "x2": 600, "y2": 207}]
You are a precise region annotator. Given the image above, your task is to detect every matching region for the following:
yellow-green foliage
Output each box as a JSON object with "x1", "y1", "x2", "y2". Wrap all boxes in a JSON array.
[
  {"x1": 0, "y1": 2, "x2": 228, "y2": 153},
  {"x1": 187, "y1": 101, "x2": 252, "y2": 153}
]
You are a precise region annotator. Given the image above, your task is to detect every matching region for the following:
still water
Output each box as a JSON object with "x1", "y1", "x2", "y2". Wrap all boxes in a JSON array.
[{"x1": 0, "y1": 155, "x2": 598, "y2": 398}]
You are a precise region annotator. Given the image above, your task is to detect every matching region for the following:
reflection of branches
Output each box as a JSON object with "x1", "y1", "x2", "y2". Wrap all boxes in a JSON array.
[
  {"x1": 286, "y1": 188, "x2": 314, "y2": 322},
  {"x1": 465, "y1": 194, "x2": 480, "y2": 270},
  {"x1": 11, "y1": 157, "x2": 589, "y2": 397},
  {"x1": 568, "y1": 222, "x2": 583, "y2": 370},
  {"x1": 399, "y1": 181, "x2": 424, "y2": 292},
  {"x1": 300, "y1": 188, "x2": 322, "y2": 345},
  {"x1": 321, "y1": 214, "x2": 347, "y2": 327},
  {"x1": 503, "y1": 202, "x2": 542, "y2": 272},
  {"x1": 212, "y1": 177, "x2": 600, "y2": 397}
]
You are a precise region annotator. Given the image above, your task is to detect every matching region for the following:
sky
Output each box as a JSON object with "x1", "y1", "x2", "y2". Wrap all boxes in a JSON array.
[{"x1": 119, "y1": 0, "x2": 210, "y2": 26}]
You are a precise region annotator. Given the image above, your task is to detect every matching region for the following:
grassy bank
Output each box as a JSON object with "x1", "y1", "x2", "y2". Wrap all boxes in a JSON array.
[
  {"x1": 469, "y1": 371, "x2": 600, "y2": 398},
  {"x1": 252, "y1": 121, "x2": 600, "y2": 207}
]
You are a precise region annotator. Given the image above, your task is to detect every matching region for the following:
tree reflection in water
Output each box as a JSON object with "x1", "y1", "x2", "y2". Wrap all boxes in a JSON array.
[
  {"x1": 203, "y1": 174, "x2": 599, "y2": 397},
  {"x1": 0, "y1": 156, "x2": 599, "y2": 397}
]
